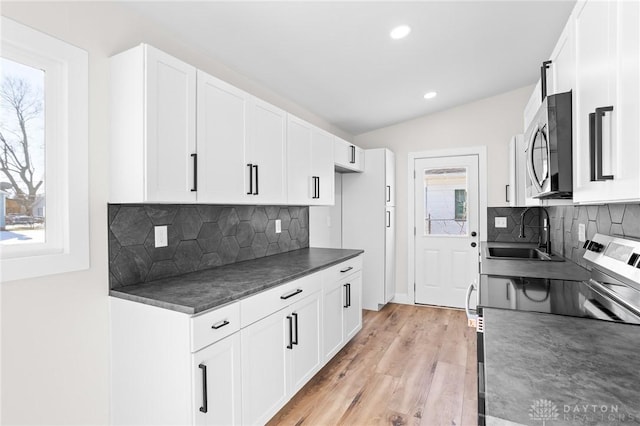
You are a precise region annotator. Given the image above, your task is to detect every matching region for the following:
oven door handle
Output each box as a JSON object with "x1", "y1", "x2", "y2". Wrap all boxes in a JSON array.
[
  {"x1": 583, "y1": 299, "x2": 617, "y2": 321},
  {"x1": 465, "y1": 281, "x2": 478, "y2": 325}
]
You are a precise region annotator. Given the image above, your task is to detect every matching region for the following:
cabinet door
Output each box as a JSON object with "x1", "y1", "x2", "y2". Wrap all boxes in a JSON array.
[
  {"x1": 288, "y1": 291, "x2": 322, "y2": 394},
  {"x1": 241, "y1": 309, "x2": 288, "y2": 425},
  {"x1": 323, "y1": 280, "x2": 345, "y2": 361},
  {"x1": 248, "y1": 99, "x2": 287, "y2": 204},
  {"x1": 287, "y1": 115, "x2": 313, "y2": 204},
  {"x1": 384, "y1": 207, "x2": 396, "y2": 304},
  {"x1": 573, "y1": 0, "x2": 617, "y2": 203},
  {"x1": 311, "y1": 128, "x2": 335, "y2": 205},
  {"x1": 385, "y1": 150, "x2": 395, "y2": 206},
  {"x1": 193, "y1": 333, "x2": 241, "y2": 426},
  {"x1": 145, "y1": 45, "x2": 197, "y2": 202},
  {"x1": 197, "y1": 70, "x2": 250, "y2": 204},
  {"x1": 523, "y1": 81, "x2": 541, "y2": 132},
  {"x1": 343, "y1": 272, "x2": 362, "y2": 341},
  {"x1": 549, "y1": 18, "x2": 575, "y2": 95}
]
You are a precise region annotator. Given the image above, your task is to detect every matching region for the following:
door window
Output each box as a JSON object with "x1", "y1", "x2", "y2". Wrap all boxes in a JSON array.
[{"x1": 423, "y1": 167, "x2": 468, "y2": 236}]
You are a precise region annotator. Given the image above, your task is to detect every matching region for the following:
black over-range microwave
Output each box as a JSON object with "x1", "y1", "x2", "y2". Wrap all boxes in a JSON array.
[{"x1": 524, "y1": 91, "x2": 573, "y2": 199}]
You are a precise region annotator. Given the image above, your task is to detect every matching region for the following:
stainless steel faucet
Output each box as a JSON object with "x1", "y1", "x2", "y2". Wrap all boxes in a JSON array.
[{"x1": 519, "y1": 206, "x2": 551, "y2": 254}]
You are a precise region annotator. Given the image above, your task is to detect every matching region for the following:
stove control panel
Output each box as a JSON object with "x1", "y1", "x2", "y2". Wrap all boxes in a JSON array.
[{"x1": 583, "y1": 240, "x2": 604, "y2": 253}]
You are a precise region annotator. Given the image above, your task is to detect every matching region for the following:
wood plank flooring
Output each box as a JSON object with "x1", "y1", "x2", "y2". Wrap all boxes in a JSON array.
[{"x1": 267, "y1": 303, "x2": 477, "y2": 426}]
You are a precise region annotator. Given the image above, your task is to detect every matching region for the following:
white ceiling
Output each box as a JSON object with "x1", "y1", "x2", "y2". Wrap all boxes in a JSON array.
[{"x1": 125, "y1": 1, "x2": 575, "y2": 136}]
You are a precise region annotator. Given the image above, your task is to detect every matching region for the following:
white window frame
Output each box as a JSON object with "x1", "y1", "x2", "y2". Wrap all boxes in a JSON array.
[{"x1": 0, "y1": 17, "x2": 89, "y2": 282}]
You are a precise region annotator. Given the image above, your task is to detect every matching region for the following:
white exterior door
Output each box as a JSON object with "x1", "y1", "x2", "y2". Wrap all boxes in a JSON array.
[{"x1": 414, "y1": 155, "x2": 479, "y2": 308}]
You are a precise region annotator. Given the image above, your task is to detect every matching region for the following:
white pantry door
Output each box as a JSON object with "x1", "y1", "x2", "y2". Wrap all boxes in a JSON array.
[{"x1": 414, "y1": 155, "x2": 479, "y2": 308}]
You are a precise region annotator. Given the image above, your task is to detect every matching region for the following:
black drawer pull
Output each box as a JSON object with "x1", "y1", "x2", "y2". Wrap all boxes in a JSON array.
[
  {"x1": 280, "y1": 288, "x2": 303, "y2": 300},
  {"x1": 340, "y1": 267, "x2": 353, "y2": 273},
  {"x1": 191, "y1": 153, "x2": 198, "y2": 192},
  {"x1": 198, "y1": 363, "x2": 208, "y2": 413},
  {"x1": 211, "y1": 320, "x2": 229, "y2": 330}
]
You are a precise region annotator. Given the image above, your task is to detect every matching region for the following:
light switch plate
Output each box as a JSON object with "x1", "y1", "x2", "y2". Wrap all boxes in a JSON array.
[
  {"x1": 275, "y1": 219, "x2": 282, "y2": 234},
  {"x1": 578, "y1": 223, "x2": 586, "y2": 242},
  {"x1": 495, "y1": 217, "x2": 507, "y2": 228},
  {"x1": 154, "y1": 226, "x2": 168, "y2": 248}
]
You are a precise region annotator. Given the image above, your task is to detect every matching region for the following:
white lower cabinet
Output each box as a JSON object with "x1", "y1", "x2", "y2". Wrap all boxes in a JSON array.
[
  {"x1": 194, "y1": 333, "x2": 242, "y2": 426},
  {"x1": 241, "y1": 289, "x2": 322, "y2": 425},
  {"x1": 240, "y1": 307, "x2": 289, "y2": 426},
  {"x1": 111, "y1": 255, "x2": 363, "y2": 426},
  {"x1": 322, "y1": 257, "x2": 363, "y2": 361}
]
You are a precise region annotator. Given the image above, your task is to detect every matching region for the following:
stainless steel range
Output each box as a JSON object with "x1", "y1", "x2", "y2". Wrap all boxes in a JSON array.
[
  {"x1": 478, "y1": 233, "x2": 640, "y2": 323},
  {"x1": 474, "y1": 234, "x2": 640, "y2": 426}
]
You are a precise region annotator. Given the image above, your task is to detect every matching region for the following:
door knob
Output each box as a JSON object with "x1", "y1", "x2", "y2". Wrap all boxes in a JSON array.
[
  {"x1": 471, "y1": 231, "x2": 477, "y2": 237},
  {"x1": 471, "y1": 242, "x2": 477, "y2": 248}
]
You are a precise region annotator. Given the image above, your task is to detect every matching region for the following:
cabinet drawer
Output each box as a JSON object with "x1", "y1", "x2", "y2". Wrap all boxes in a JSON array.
[
  {"x1": 191, "y1": 302, "x2": 240, "y2": 352},
  {"x1": 240, "y1": 273, "x2": 322, "y2": 328},
  {"x1": 324, "y1": 256, "x2": 363, "y2": 284}
]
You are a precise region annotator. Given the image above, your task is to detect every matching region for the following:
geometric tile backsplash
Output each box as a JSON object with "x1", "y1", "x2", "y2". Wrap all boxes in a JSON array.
[
  {"x1": 108, "y1": 204, "x2": 309, "y2": 289},
  {"x1": 488, "y1": 203, "x2": 640, "y2": 270}
]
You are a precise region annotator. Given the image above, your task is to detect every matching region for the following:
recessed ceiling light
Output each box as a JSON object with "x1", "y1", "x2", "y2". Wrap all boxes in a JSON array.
[
  {"x1": 423, "y1": 91, "x2": 437, "y2": 99},
  {"x1": 390, "y1": 25, "x2": 411, "y2": 40}
]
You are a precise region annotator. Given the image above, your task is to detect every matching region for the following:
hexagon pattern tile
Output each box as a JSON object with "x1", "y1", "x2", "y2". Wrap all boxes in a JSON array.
[
  {"x1": 490, "y1": 203, "x2": 640, "y2": 270},
  {"x1": 108, "y1": 204, "x2": 309, "y2": 288}
]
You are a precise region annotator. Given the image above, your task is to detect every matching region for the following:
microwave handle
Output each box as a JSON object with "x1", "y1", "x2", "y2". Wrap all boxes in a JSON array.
[
  {"x1": 590, "y1": 106, "x2": 614, "y2": 181},
  {"x1": 525, "y1": 126, "x2": 544, "y2": 193}
]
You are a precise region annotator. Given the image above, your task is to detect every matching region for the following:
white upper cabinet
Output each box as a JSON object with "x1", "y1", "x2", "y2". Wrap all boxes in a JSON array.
[
  {"x1": 287, "y1": 115, "x2": 335, "y2": 205},
  {"x1": 547, "y1": 18, "x2": 576, "y2": 96},
  {"x1": 249, "y1": 99, "x2": 287, "y2": 204},
  {"x1": 197, "y1": 70, "x2": 250, "y2": 204},
  {"x1": 573, "y1": 0, "x2": 640, "y2": 203},
  {"x1": 197, "y1": 71, "x2": 287, "y2": 204},
  {"x1": 110, "y1": 44, "x2": 197, "y2": 203},
  {"x1": 334, "y1": 137, "x2": 364, "y2": 173}
]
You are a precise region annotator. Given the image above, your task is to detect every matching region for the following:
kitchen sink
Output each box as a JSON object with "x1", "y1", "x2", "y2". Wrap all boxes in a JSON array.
[{"x1": 487, "y1": 247, "x2": 564, "y2": 262}]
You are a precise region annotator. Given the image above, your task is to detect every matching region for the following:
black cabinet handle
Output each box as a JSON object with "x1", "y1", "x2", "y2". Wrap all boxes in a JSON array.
[
  {"x1": 589, "y1": 112, "x2": 596, "y2": 182},
  {"x1": 191, "y1": 154, "x2": 198, "y2": 192},
  {"x1": 386, "y1": 186, "x2": 391, "y2": 202},
  {"x1": 540, "y1": 60, "x2": 552, "y2": 101},
  {"x1": 344, "y1": 284, "x2": 349, "y2": 308},
  {"x1": 292, "y1": 312, "x2": 299, "y2": 345},
  {"x1": 340, "y1": 266, "x2": 353, "y2": 273},
  {"x1": 505, "y1": 184, "x2": 510, "y2": 203},
  {"x1": 198, "y1": 363, "x2": 208, "y2": 413},
  {"x1": 347, "y1": 283, "x2": 351, "y2": 307},
  {"x1": 247, "y1": 164, "x2": 253, "y2": 194},
  {"x1": 280, "y1": 288, "x2": 303, "y2": 300},
  {"x1": 386, "y1": 211, "x2": 391, "y2": 228},
  {"x1": 317, "y1": 176, "x2": 320, "y2": 199},
  {"x1": 350, "y1": 145, "x2": 356, "y2": 164},
  {"x1": 286, "y1": 315, "x2": 293, "y2": 349},
  {"x1": 211, "y1": 320, "x2": 229, "y2": 330},
  {"x1": 593, "y1": 106, "x2": 614, "y2": 181},
  {"x1": 253, "y1": 164, "x2": 259, "y2": 195}
]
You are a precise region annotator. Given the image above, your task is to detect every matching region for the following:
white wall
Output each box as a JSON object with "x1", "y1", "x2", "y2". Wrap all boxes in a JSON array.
[
  {"x1": 0, "y1": 2, "x2": 349, "y2": 424},
  {"x1": 354, "y1": 85, "x2": 532, "y2": 300}
]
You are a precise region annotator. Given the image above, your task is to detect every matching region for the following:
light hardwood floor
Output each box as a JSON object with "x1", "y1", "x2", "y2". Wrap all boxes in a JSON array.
[{"x1": 267, "y1": 303, "x2": 478, "y2": 426}]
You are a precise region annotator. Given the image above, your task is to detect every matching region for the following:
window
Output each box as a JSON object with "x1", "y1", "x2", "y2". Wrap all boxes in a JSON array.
[
  {"x1": 0, "y1": 17, "x2": 89, "y2": 282},
  {"x1": 423, "y1": 167, "x2": 469, "y2": 236}
]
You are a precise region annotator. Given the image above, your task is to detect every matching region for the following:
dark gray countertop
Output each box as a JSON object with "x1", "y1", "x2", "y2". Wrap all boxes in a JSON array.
[
  {"x1": 110, "y1": 248, "x2": 363, "y2": 314},
  {"x1": 481, "y1": 242, "x2": 590, "y2": 282},
  {"x1": 483, "y1": 308, "x2": 640, "y2": 426}
]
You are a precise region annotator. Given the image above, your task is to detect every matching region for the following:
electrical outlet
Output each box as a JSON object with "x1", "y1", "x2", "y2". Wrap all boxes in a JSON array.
[
  {"x1": 578, "y1": 223, "x2": 586, "y2": 242},
  {"x1": 275, "y1": 219, "x2": 282, "y2": 234},
  {"x1": 154, "y1": 226, "x2": 168, "y2": 248},
  {"x1": 495, "y1": 217, "x2": 507, "y2": 228}
]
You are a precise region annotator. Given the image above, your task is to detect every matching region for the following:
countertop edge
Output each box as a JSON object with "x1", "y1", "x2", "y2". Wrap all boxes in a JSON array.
[{"x1": 109, "y1": 249, "x2": 364, "y2": 315}]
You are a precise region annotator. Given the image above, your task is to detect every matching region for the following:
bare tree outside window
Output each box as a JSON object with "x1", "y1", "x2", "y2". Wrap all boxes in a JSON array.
[{"x1": 0, "y1": 57, "x2": 46, "y2": 244}]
